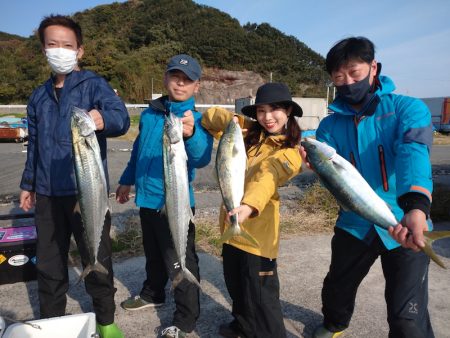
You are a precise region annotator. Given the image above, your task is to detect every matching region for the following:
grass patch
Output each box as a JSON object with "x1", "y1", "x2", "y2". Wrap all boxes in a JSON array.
[
  {"x1": 280, "y1": 181, "x2": 339, "y2": 237},
  {"x1": 433, "y1": 132, "x2": 450, "y2": 145},
  {"x1": 195, "y1": 220, "x2": 222, "y2": 256}
]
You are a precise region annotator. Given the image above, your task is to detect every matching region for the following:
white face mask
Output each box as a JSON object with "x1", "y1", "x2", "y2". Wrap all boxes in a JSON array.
[{"x1": 45, "y1": 48, "x2": 78, "y2": 75}]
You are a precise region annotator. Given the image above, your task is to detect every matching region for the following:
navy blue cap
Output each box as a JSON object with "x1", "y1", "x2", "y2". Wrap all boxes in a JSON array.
[{"x1": 166, "y1": 54, "x2": 201, "y2": 81}]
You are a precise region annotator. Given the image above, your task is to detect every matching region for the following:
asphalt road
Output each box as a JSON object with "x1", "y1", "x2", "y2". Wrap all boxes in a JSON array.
[{"x1": 0, "y1": 226, "x2": 449, "y2": 338}]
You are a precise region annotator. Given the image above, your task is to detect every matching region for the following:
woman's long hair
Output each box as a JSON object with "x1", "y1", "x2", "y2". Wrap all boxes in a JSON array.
[{"x1": 244, "y1": 103, "x2": 302, "y2": 151}]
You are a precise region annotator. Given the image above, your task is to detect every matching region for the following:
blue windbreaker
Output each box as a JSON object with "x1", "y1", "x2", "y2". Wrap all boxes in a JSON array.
[
  {"x1": 20, "y1": 70, "x2": 130, "y2": 196},
  {"x1": 317, "y1": 75, "x2": 433, "y2": 249},
  {"x1": 118, "y1": 96, "x2": 213, "y2": 209}
]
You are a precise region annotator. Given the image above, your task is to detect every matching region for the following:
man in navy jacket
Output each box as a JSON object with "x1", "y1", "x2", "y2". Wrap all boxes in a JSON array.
[{"x1": 19, "y1": 15, "x2": 129, "y2": 338}]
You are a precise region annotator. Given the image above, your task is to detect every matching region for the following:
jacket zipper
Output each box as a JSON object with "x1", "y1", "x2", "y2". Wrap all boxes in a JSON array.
[{"x1": 378, "y1": 145, "x2": 389, "y2": 192}]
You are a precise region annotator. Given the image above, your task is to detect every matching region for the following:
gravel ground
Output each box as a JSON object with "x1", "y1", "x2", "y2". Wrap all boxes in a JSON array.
[{"x1": 0, "y1": 139, "x2": 449, "y2": 337}]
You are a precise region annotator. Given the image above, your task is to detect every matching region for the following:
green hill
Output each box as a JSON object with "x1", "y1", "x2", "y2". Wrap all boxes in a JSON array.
[{"x1": 0, "y1": 0, "x2": 327, "y2": 104}]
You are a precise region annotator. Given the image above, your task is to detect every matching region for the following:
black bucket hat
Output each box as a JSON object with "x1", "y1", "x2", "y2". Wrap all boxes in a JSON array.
[{"x1": 241, "y1": 82, "x2": 303, "y2": 118}]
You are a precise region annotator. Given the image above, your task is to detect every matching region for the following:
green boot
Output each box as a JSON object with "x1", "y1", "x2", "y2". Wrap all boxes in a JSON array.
[
  {"x1": 313, "y1": 325, "x2": 344, "y2": 338},
  {"x1": 97, "y1": 323, "x2": 125, "y2": 338}
]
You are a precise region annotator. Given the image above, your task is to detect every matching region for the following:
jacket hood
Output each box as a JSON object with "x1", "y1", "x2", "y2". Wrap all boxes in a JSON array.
[
  {"x1": 44, "y1": 70, "x2": 100, "y2": 98},
  {"x1": 329, "y1": 75, "x2": 396, "y2": 116},
  {"x1": 149, "y1": 95, "x2": 196, "y2": 117}
]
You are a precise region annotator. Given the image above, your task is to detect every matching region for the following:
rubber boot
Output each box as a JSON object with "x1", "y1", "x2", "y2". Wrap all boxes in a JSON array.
[
  {"x1": 97, "y1": 322, "x2": 125, "y2": 338},
  {"x1": 313, "y1": 324, "x2": 344, "y2": 338}
]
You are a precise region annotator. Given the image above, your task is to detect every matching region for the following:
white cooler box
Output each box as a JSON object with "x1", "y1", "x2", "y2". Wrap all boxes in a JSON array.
[{"x1": 1, "y1": 313, "x2": 97, "y2": 338}]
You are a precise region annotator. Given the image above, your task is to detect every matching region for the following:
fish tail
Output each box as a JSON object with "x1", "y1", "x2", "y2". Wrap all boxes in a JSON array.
[
  {"x1": 219, "y1": 222, "x2": 259, "y2": 248},
  {"x1": 172, "y1": 269, "x2": 201, "y2": 290},
  {"x1": 239, "y1": 228, "x2": 260, "y2": 248},
  {"x1": 218, "y1": 224, "x2": 240, "y2": 244},
  {"x1": 77, "y1": 261, "x2": 109, "y2": 284},
  {"x1": 423, "y1": 231, "x2": 450, "y2": 269}
]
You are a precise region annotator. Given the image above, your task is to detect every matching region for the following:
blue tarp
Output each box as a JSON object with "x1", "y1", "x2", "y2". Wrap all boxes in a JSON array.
[
  {"x1": 302, "y1": 129, "x2": 316, "y2": 138},
  {"x1": 0, "y1": 117, "x2": 27, "y2": 129}
]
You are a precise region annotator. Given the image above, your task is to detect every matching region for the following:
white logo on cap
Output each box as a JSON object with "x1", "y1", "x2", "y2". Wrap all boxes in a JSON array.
[{"x1": 179, "y1": 59, "x2": 188, "y2": 65}]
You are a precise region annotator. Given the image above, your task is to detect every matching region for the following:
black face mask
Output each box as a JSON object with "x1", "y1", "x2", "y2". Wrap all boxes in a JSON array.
[{"x1": 335, "y1": 71, "x2": 372, "y2": 105}]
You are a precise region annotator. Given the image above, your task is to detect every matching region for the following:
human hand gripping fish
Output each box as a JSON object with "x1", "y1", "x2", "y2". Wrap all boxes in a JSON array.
[{"x1": 300, "y1": 138, "x2": 450, "y2": 268}]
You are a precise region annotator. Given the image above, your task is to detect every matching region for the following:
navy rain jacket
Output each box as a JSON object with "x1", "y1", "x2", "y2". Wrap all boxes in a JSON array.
[{"x1": 20, "y1": 70, "x2": 130, "y2": 196}]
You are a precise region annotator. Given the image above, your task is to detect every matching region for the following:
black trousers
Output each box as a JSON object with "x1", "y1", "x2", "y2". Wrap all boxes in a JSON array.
[
  {"x1": 222, "y1": 243, "x2": 286, "y2": 338},
  {"x1": 139, "y1": 208, "x2": 200, "y2": 333},
  {"x1": 34, "y1": 194, "x2": 116, "y2": 325},
  {"x1": 322, "y1": 227, "x2": 434, "y2": 338}
]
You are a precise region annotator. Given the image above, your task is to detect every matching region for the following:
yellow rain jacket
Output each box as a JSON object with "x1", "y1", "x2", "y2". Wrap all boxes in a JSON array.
[{"x1": 202, "y1": 107, "x2": 302, "y2": 259}]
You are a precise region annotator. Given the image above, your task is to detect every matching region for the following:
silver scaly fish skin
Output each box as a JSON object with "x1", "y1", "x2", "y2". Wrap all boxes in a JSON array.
[
  {"x1": 163, "y1": 112, "x2": 200, "y2": 288},
  {"x1": 71, "y1": 107, "x2": 109, "y2": 281}
]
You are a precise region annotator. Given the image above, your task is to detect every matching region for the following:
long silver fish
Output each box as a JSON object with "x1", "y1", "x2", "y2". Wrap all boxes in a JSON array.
[
  {"x1": 71, "y1": 107, "x2": 109, "y2": 281},
  {"x1": 216, "y1": 120, "x2": 258, "y2": 247},
  {"x1": 163, "y1": 112, "x2": 200, "y2": 288},
  {"x1": 301, "y1": 137, "x2": 450, "y2": 268}
]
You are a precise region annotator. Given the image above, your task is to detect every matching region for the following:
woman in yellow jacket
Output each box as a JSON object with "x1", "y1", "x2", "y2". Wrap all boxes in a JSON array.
[{"x1": 202, "y1": 82, "x2": 303, "y2": 338}]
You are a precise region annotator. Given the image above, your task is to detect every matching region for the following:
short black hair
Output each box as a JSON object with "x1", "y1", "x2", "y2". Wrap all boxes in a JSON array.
[
  {"x1": 37, "y1": 15, "x2": 83, "y2": 47},
  {"x1": 325, "y1": 36, "x2": 375, "y2": 74}
]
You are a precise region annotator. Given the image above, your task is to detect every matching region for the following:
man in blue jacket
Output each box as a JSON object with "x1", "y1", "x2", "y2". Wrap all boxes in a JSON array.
[
  {"x1": 302, "y1": 37, "x2": 434, "y2": 338},
  {"x1": 19, "y1": 15, "x2": 130, "y2": 338},
  {"x1": 116, "y1": 54, "x2": 213, "y2": 338}
]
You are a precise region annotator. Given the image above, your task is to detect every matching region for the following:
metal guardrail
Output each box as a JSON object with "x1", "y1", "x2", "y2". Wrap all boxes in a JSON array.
[
  {"x1": 0, "y1": 104, "x2": 235, "y2": 109},
  {"x1": 0, "y1": 104, "x2": 236, "y2": 116}
]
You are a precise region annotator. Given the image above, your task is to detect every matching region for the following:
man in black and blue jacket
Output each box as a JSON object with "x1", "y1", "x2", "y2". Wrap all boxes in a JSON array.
[{"x1": 302, "y1": 37, "x2": 435, "y2": 338}]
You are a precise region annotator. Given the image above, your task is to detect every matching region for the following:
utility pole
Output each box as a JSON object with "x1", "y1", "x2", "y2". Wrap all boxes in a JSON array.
[{"x1": 151, "y1": 78, "x2": 154, "y2": 98}]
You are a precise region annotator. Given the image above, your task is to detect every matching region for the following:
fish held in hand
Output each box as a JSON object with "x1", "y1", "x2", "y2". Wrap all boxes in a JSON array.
[
  {"x1": 301, "y1": 137, "x2": 450, "y2": 269},
  {"x1": 216, "y1": 120, "x2": 258, "y2": 247},
  {"x1": 163, "y1": 112, "x2": 200, "y2": 288},
  {"x1": 71, "y1": 107, "x2": 109, "y2": 282}
]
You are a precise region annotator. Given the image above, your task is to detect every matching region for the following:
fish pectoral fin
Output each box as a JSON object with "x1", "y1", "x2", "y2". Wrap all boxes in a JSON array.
[
  {"x1": 232, "y1": 144, "x2": 240, "y2": 156},
  {"x1": 335, "y1": 199, "x2": 350, "y2": 212}
]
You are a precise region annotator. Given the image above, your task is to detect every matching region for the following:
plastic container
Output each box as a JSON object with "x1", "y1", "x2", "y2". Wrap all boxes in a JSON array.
[
  {"x1": 1, "y1": 313, "x2": 98, "y2": 338},
  {"x1": 0, "y1": 225, "x2": 37, "y2": 285}
]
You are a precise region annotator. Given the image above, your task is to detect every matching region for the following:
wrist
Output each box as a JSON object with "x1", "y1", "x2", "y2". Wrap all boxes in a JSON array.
[{"x1": 183, "y1": 125, "x2": 195, "y2": 140}]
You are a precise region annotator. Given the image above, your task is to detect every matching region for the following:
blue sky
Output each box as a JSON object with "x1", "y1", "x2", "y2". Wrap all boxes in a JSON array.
[{"x1": 1, "y1": 0, "x2": 449, "y2": 98}]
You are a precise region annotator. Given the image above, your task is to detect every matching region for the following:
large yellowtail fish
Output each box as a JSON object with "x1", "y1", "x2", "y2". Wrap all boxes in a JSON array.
[
  {"x1": 216, "y1": 120, "x2": 258, "y2": 247},
  {"x1": 301, "y1": 137, "x2": 450, "y2": 268},
  {"x1": 163, "y1": 112, "x2": 200, "y2": 288},
  {"x1": 71, "y1": 107, "x2": 109, "y2": 281}
]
